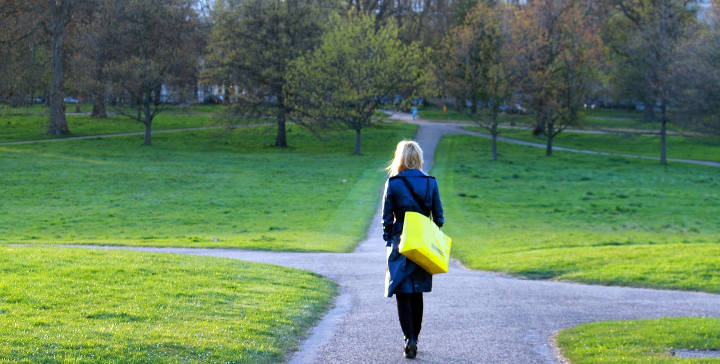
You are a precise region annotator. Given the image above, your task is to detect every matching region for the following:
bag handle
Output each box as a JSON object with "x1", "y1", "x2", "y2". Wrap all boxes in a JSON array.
[{"x1": 399, "y1": 176, "x2": 431, "y2": 216}]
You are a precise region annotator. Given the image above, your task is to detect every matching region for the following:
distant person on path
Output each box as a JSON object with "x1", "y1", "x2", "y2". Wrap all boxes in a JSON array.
[
  {"x1": 411, "y1": 106, "x2": 418, "y2": 120},
  {"x1": 382, "y1": 140, "x2": 444, "y2": 359}
]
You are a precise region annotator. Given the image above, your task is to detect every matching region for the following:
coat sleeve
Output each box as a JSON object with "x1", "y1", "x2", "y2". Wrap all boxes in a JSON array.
[
  {"x1": 431, "y1": 179, "x2": 444, "y2": 227},
  {"x1": 382, "y1": 180, "x2": 394, "y2": 246}
]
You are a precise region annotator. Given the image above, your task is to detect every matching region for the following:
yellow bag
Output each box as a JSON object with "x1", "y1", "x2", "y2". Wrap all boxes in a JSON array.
[{"x1": 398, "y1": 211, "x2": 452, "y2": 274}]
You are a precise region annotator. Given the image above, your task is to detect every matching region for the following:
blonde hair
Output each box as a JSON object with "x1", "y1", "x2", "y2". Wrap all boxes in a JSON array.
[{"x1": 386, "y1": 140, "x2": 424, "y2": 176}]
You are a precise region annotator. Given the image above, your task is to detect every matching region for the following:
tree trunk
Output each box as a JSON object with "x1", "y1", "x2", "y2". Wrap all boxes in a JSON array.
[
  {"x1": 143, "y1": 100, "x2": 152, "y2": 146},
  {"x1": 92, "y1": 93, "x2": 107, "y2": 118},
  {"x1": 75, "y1": 102, "x2": 81, "y2": 113},
  {"x1": 492, "y1": 133, "x2": 498, "y2": 161},
  {"x1": 470, "y1": 95, "x2": 477, "y2": 114},
  {"x1": 154, "y1": 86, "x2": 162, "y2": 105},
  {"x1": 354, "y1": 127, "x2": 362, "y2": 155},
  {"x1": 546, "y1": 134, "x2": 553, "y2": 156},
  {"x1": 491, "y1": 111, "x2": 498, "y2": 161},
  {"x1": 660, "y1": 102, "x2": 667, "y2": 165},
  {"x1": 546, "y1": 121, "x2": 554, "y2": 157},
  {"x1": 46, "y1": 0, "x2": 70, "y2": 136},
  {"x1": 224, "y1": 84, "x2": 231, "y2": 105},
  {"x1": 454, "y1": 97, "x2": 463, "y2": 111},
  {"x1": 643, "y1": 101, "x2": 656, "y2": 122},
  {"x1": 275, "y1": 109, "x2": 288, "y2": 147}
]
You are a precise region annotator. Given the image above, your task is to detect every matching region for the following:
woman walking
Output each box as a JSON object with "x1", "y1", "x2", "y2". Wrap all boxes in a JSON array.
[{"x1": 382, "y1": 140, "x2": 444, "y2": 359}]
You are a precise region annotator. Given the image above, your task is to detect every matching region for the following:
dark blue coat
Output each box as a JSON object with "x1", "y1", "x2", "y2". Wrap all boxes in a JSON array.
[{"x1": 383, "y1": 169, "x2": 444, "y2": 297}]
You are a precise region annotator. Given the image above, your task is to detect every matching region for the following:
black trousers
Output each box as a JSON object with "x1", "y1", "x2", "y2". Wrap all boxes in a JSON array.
[{"x1": 395, "y1": 292, "x2": 423, "y2": 341}]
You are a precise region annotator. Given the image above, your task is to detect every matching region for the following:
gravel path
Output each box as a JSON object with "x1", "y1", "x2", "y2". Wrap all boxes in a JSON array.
[
  {"x1": 57, "y1": 121, "x2": 720, "y2": 363},
  {"x1": 382, "y1": 110, "x2": 706, "y2": 137}
]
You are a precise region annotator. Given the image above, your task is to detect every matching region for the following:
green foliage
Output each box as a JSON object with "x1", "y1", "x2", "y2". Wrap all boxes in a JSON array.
[
  {"x1": 204, "y1": 0, "x2": 334, "y2": 89},
  {"x1": 433, "y1": 134, "x2": 720, "y2": 293},
  {"x1": 449, "y1": 0, "x2": 480, "y2": 25},
  {"x1": 557, "y1": 318, "x2": 720, "y2": 363},
  {"x1": 434, "y1": 1, "x2": 510, "y2": 160},
  {"x1": 203, "y1": 0, "x2": 338, "y2": 147},
  {"x1": 434, "y1": 1, "x2": 509, "y2": 116},
  {"x1": 0, "y1": 246, "x2": 336, "y2": 363},
  {"x1": 285, "y1": 12, "x2": 427, "y2": 154},
  {"x1": 0, "y1": 123, "x2": 417, "y2": 251}
]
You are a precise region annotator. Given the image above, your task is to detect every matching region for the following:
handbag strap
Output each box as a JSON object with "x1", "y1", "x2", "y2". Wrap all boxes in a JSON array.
[{"x1": 398, "y1": 176, "x2": 431, "y2": 216}]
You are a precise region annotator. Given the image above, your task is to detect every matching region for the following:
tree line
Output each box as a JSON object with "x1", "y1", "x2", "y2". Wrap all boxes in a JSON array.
[
  {"x1": 1, "y1": 0, "x2": 718, "y2": 160},
  {"x1": 437, "y1": 0, "x2": 720, "y2": 162}
]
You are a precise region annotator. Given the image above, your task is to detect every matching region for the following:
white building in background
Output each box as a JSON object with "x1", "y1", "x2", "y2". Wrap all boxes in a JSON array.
[{"x1": 690, "y1": 0, "x2": 714, "y2": 22}]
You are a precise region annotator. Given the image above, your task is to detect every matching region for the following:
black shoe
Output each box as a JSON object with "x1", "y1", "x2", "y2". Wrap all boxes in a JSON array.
[{"x1": 404, "y1": 338, "x2": 417, "y2": 359}]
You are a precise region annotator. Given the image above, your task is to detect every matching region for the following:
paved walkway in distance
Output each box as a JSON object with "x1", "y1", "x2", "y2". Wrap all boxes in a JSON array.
[
  {"x1": 381, "y1": 110, "x2": 706, "y2": 136},
  {"x1": 59, "y1": 121, "x2": 720, "y2": 363}
]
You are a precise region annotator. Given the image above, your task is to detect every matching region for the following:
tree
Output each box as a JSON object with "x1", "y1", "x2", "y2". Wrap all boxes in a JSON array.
[
  {"x1": 45, "y1": 0, "x2": 72, "y2": 135},
  {"x1": 435, "y1": 1, "x2": 511, "y2": 160},
  {"x1": 506, "y1": 0, "x2": 603, "y2": 156},
  {"x1": 1, "y1": 1, "x2": 96, "y2": 133},
  {"x1": 203, "y1": 0, "x2": 336, "y2": 148},
  {"x1": 605, "y1": 0, "x2": 696, "y2": 164},
  {"x1": 105, "y1": 0, "x2": 201, "y2": 146},
  {"x1": 450, "y1": 0, "x2": 481, "y2": 25},
  {"x1": 285, "y1": 13, "x2": 427, "y2": 155},
  {"x1": 69, "y1": 0, "x2": 116, "y2": 118},
  {"x1": 672, "y1": 0, "x2": 720, "y2": 135},
  {"x1": 0, "y1": 0, "x2": 49, "y2": 107},
  {"x1": 342, "y1": 0, "x2": 456, "y2": 49}
]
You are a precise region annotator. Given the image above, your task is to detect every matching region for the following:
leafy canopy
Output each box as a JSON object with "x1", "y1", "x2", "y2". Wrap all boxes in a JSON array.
[{"x1": 284, "y1": 12, "x2": 427, "y2": 154}]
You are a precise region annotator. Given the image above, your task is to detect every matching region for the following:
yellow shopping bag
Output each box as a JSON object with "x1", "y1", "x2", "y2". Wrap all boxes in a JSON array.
[{"x1": 398, "y1": 211, "x2": 452, "y2": 274}]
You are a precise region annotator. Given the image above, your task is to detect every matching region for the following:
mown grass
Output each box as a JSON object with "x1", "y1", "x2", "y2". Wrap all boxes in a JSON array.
[
  {"x1": 0, "y1": 245, "x2": 336, "y2": 363},
  {"x1": 415, "y1": 105, "x2": 686, "y2": 131},
  {"x1": 433, "y1": 134, "x2": 720, "y2": 293},
  {"x1": 580, "y1": 109, "x2": 682, "y2": 131},
  {"x1": 0, "y1": 104, "x2": 234, "y2": 142},
  {"x1": 557, "y1": 318, "x2": 720, "y2": 363},
  {"x1": 493, "y1": 128, "x2": 720, "y2": 163},
  {"x1": 0, "y1": 122, "x2": 417, "y2": 251}
]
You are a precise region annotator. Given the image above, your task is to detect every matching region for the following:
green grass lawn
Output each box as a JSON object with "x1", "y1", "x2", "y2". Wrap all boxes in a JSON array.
[
  {"x1": 0, "y1": 245, "x2": 335, "y2": 363},
  {"x1": 433, "y1": 134, "x2": 720, "y2": 293},
  {"x1": 0, "y1": 122, "x2": 417, "y2": 251},
  {"x1": 414, "y1": 105, "x2": 689, "y2": 131},
  {"x1": 580, "y1": 109, "x2": 679, "y2": 131},
  {"x1": 0, "y1": 104, "x2": 235, "y2": 142},
  {"x1": 491, "y1": 128, "x2": 720, "y2": 163},
  {"x1": 557, "y1": 318, "x2": 720, "y2": 363}
]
